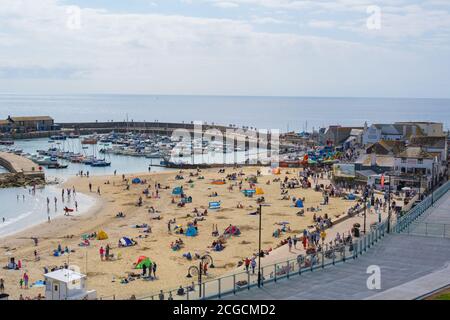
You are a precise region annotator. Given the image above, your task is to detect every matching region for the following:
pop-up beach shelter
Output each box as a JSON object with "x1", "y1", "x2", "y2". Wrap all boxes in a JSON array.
[
  {"x1": 271, "y1": 168, "x2": 281, "y2": 175},
  {"x1": 255, "y1": 188, "x2": 264, "y2": 195},
  {"x1": 172, "y1": 187, "x2": 183, "y2": 196},
  {"x1": 97, "y1": 230, "x2": 108, "y2": 240},
  {"x1": 242, "y1": 189, "x2": 256, "y2": 197},
  {"x1": 295, "y1": 199, "x2": 304, "y2": 208},
  {"x1": 132, "y1": 178, "x2": 141, "y2": 184},
  {"x1": 119, "y1": 237, "x2": 133, "y2": 247},
  {"x1": 135, "y1": 256, "x2": 152, "y2": 269},
  {"x1": 186, "y1": 226, "x2": 198, "y2": 237},
  {"x1": 346, "y1": 194, "x2": 356, "y2": 201}
]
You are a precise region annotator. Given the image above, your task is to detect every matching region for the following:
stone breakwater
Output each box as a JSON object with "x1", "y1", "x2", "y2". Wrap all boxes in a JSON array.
[{"x1": 0, "y1": 172, "x2": 45, "y2": 188}]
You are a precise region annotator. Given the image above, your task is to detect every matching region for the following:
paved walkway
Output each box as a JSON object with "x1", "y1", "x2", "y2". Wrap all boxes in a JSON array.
[
  {"x1": 222, "y1": 192, "x2": 450, "y2": 300},
  {"x1": 0, "y1": 151, "x2": 44, "y2": 176}
]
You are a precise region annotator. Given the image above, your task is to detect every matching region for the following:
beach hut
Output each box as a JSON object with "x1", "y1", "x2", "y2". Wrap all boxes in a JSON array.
[
  {"x1": 186, "y1": 226, "x2": 198, "y2": 237},
  {"x1": 255, "y1": 187, "x2": 264, "y2": 195},
  {"x1": 97, "y1": 230, "x2": 108, "y2": 240},
  {"x1": 119, "y1": 237, "x2": 133, "y2": 247},
  {"x1": 44, "y1": 269, "x2": 97, "y2": 300},
  {"x1": 135, "y1": 256, "x2": 152, "y2": 269},
  {"x1": 132, "y1": 178, "x2": 141, "y2": 184},
  {"x1": 295, "y1": 199, "x2": 304, "y2": 208},
  {"x1": 209, "y1": 201, "x2": 221, "y2": 210}
]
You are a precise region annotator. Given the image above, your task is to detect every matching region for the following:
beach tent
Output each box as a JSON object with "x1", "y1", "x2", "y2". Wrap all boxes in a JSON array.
[
  {"x1": 295, "y1": 199, "x2": 304, "y2": 208},
  {"x1": 186, "y1": 226, "x2": 198, "y2": 237},
  {"x1": 346, "y1": 194, "x2": 356, "y2": 201},
  {"x1": 242, "y1": 189, "x2": 256, "y2": 197},
  {"x1": 271, "y1": 168, "x2": 281, "y2": 175},
  {"x1": 132, "y1": 178, "x2": 141, "y2": 184},
  {"x1": 255, "y1": 188, "x2": 264, "y2": 195},
  {"x1": 172, "y1": 187, "x2": 183, "y2": 196},
  {"x1": 225, "y1": 225, "x2": 241, "y2": 236},
  {"x1": 247, "y1": 175, "x2": 258, "y2": 184},
  {"x1": 209, "y1": 201, "x2": 221, "y2": 210},
  {"x1": 119, "y1": 237, "x2": 133, "y2": 247},
  {"x1": 97, "y1": 230, "x2": 108, "y2": 240},
  {"x1": 135, "y1": 256, "x2": 152, "y2": 269}
]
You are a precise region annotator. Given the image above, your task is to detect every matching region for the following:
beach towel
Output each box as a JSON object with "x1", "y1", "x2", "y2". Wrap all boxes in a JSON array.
[{"x1": 209, "y1": 201, "x2": 221, "y2": 209}]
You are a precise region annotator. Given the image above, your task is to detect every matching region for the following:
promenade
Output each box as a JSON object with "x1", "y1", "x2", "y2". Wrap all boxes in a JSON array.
[{"x1": 222, "y1": 191, "x2": 450, "y2": 300}]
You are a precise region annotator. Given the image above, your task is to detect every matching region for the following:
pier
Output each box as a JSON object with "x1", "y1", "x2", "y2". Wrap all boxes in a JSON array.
[{"x1": 0, "y1": 152, "x2": 45, "y2": 187}]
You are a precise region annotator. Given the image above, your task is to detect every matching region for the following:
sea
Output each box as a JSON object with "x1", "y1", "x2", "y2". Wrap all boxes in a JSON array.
[
  {"x1": 0, "y1": 94, "x2": 449, "y2": 132},
  {"x1": 0, "y1": 94, "x2": 449, "y2": 237}
]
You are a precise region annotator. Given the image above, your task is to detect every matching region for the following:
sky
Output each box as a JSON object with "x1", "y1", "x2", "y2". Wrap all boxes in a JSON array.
[{"x1": 0, "y1": 0, "x2": 449, "y2": 98}]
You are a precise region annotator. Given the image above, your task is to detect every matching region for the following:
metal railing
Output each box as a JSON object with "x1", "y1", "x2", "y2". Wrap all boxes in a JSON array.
[
  {"x1": 139, "y1": 222, "x2": 389, "y2": 300},
  {"x1": 136, "y1": 180, "x2": 450, "y2": 301},
  {"x1": 404, "y1": 222, "x2": 450, "y2": 238},
  {"x1": 394, "y1": 180, "x2": 450, "y2": 233}
]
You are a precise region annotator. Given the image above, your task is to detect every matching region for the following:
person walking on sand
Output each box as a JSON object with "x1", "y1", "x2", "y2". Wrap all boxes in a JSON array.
[
  {"x1": 75, "y1": 201, "x2": 78, "y2": 211},
  {"x1": 99, "y1": 246, "x2": 105, "y2": 261},
  {"x1": 142, "y1": 263, "x2": 147, "y2": 277},
  {"x1": 152, "y1": 262, "x2": 157, "y2": 278},
  {"x1": 23, "y1": 273, "x2": 29, "y2": 289},
  {"x1": 288, "y1": 238, "x2": 293, "y2": 252},
  {"x1": 89, "y1": 183, "x2": 92, "y2": 192},
  {"x1": 97, "y1": 187, "x2": 101, "y2": 195},
  {"x1": 0, "y1": 278, "x2": 4, "y2": 293}
]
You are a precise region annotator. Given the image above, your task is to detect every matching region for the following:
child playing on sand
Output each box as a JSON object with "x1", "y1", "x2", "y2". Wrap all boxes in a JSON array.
[{"x1": 99, "y1": 247, "x2": 105, "y2": 261}]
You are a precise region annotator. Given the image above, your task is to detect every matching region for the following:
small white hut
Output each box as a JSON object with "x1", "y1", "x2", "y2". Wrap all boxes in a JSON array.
[{"x1": 44, "y1": 269, "x2": 97, "y2": 300}]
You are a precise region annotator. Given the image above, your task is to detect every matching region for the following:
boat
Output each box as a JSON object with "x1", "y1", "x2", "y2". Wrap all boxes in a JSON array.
[
  {"x1": 47, "y1": 163, "x2": 68, "y2": 169},
  {"x1": 68, "y1": 134, "x2": 80, "y2": 139},
  {"x1": 81, "y1": 138, "x2": 98, "y2": 145},
  {"x1": 90, "y1": 159, "x2": 111, "y2": 167},
  {"x1": 50, "y1": 135, "x2": 67, "y2": 141},
  {"x1": 0, "y1": 140, "x2": 14, "y2": 145}
]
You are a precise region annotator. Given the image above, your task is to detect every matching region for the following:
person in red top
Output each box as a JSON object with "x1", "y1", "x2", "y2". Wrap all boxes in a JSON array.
[
  {"x1": 244, "y1": 257, "x2": 250, "y2": 272},
  {"x1": 302, "y1": 236, "x2": 308, "y2": 249},
  {"x1": 203, "y1": 263, "x2": 208, "y2": 275},
  {"x1": 99, "y1": 246, "x2": 105, "y2": 261}
]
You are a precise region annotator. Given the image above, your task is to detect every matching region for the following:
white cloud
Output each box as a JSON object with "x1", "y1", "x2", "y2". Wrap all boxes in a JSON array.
[{"x1": 0, "y1": 0, "x2": 449, "y2": 97}]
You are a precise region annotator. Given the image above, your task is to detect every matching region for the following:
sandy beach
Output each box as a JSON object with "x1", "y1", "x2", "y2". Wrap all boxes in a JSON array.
[{"x1": 0, "y1": 167, "x2": 378, "y2": 299}]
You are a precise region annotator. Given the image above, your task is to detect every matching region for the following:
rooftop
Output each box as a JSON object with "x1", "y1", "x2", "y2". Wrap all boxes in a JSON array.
[
  {"x1": 397, "y1": 147, "x2": 436, "y2": 159},
  {"x1": 44, "y1": 269, "x2": 86, "y2": 283},
  {"x1": 9, "y1": 116, "x2": 53, "y2": 122},
  {"x1": 410, "y1": 136, "x2": 447, "y2": 149}
]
